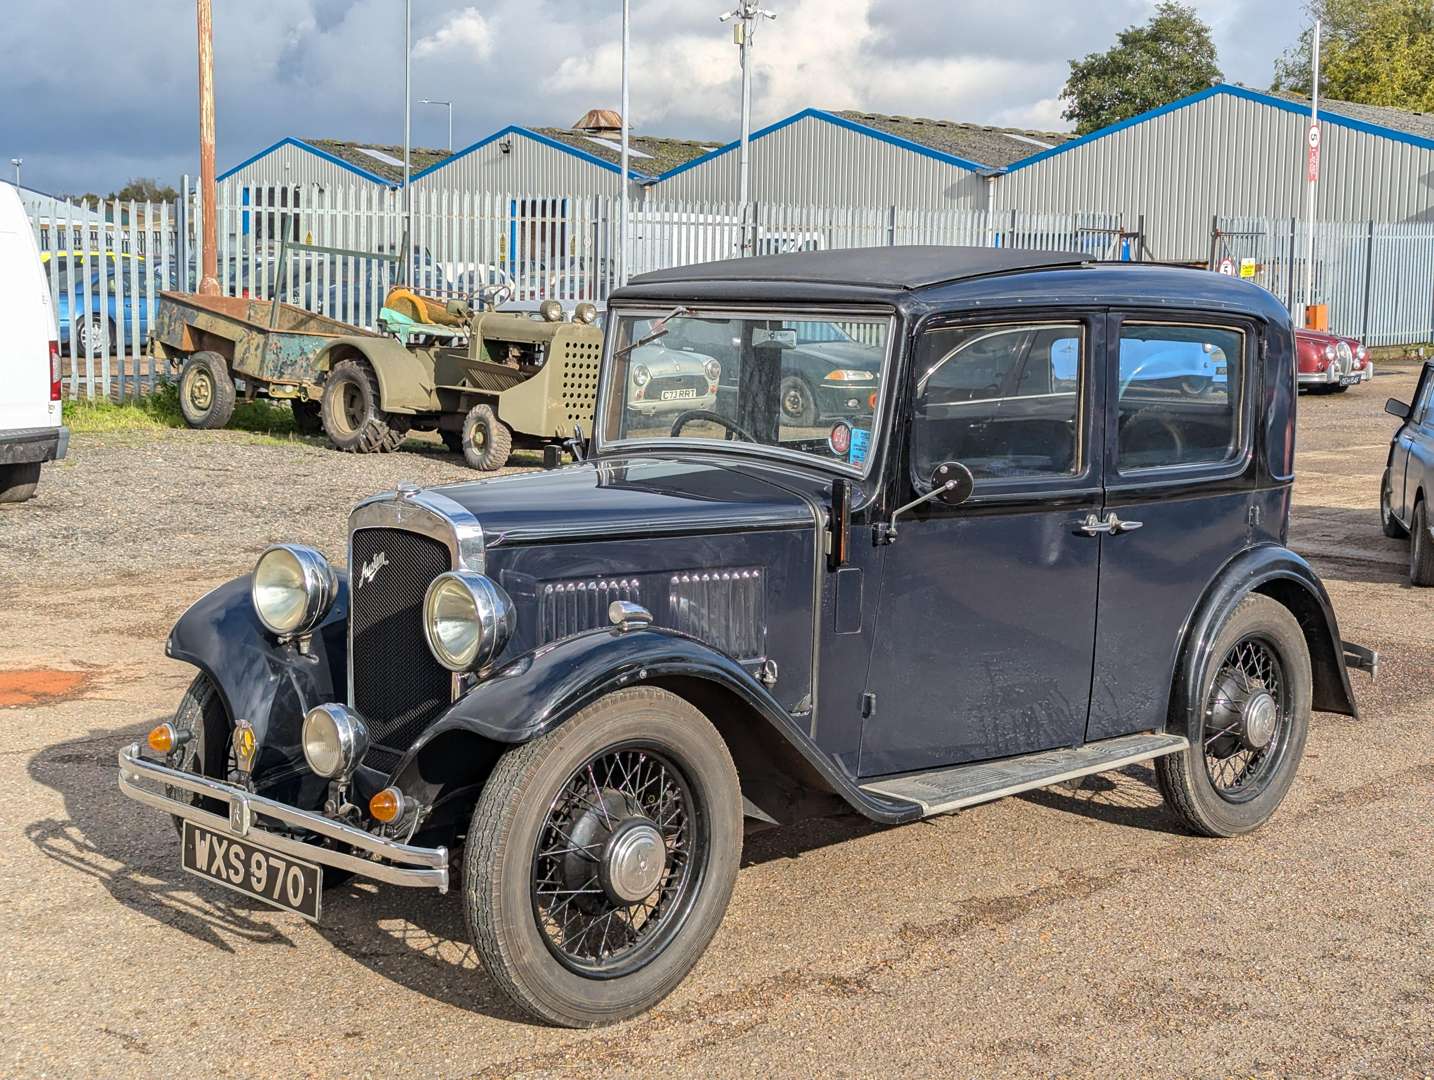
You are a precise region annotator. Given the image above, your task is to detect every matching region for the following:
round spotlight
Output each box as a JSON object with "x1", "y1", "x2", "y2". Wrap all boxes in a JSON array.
[
  {"x1": 301, "y1": 703, "x2": 370, "y2": 780},
  {"x1": 252, "y1": 544, "x2": 336, "y2": 637}
]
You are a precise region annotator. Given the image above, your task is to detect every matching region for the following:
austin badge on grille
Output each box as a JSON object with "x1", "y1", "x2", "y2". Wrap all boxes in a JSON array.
[{"x1": 357, "y1": 551, "x2": 389, "y2": 590}]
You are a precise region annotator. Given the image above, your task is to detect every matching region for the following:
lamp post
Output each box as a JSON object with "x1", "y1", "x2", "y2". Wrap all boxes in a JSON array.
[
  {"x1": 9, "y1": 159, "x2": 20, "y2": 187},
  {"x1": 1301, "y1": 17, "x2": 1322, "y2": 325},
  {"x1": 619, "y1": 0, "x2": 630, "y2": 285},
  {"x1": 718, "y1": 1, "x2": 775, "y2": 251},
  {"x1": 402, "y1": 0, "x2": 412, "y2": 285},
  {"x1": 420, "y1": 98, "x2": 453, "y2": 152}
]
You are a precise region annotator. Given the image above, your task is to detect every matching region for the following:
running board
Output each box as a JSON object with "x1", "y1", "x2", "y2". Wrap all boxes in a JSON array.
[{"x1": 858, "y1": 732, "x2": 1189, "y2": 818}]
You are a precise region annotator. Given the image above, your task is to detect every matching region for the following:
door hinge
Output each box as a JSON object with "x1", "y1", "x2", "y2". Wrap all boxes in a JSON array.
[
  {"x1": 1247, "y1": 504, "x2": 1262, "y2": 527},
  {"x1": 860, "y1": 691, "x2": 877, "y2": 719}
]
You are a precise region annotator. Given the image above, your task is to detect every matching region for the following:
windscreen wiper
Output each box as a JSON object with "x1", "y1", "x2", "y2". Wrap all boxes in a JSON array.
[{"x1": 610, "y1": 306, "x2": 694, "y2": 360}]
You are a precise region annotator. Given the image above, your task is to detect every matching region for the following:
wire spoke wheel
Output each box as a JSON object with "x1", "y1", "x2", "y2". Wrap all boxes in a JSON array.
[
  {"x1": 531, "y1": 742, "x2": 703, "y2": 978},
  {"x1": 1202, "y1": 635, "x2": 1289, "y2": 802}
]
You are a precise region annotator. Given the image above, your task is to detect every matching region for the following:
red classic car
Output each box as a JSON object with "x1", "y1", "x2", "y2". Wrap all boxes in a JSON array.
[{"x1": 1296, "y1": 328, "x2": 1372, "y2": 392}]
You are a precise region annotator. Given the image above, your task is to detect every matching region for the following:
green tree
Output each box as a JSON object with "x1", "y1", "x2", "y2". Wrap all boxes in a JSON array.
[
  {"x1": 112, "y1": 178, "x2": 179, "y2": 204},
  {"x1": 1273, "y1": 0, "x2": 1434, "y2": 111},
  {"x1": 1061, "y1": 2, "x2": 1223, "y2": 134}
]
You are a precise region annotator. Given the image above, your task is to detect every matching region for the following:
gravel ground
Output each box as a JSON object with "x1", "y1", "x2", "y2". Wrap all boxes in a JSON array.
[{"x1": 1, "y1": 362, "x2": 1431, "y2": 1078}]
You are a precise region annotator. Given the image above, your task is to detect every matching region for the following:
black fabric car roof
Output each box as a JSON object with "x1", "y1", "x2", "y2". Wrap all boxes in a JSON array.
[{"x1": 627, "y1": 246, "x2": 1090, "y2": 291}]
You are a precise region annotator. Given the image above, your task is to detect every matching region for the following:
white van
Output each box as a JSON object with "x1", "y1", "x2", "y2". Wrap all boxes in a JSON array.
[{"x1": 0, "y1": 183, "x2": 66, "y2": 503}]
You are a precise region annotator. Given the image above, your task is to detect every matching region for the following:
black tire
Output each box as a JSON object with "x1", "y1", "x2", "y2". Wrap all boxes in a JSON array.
[
  {"x1": 167, "y1": 673, "x2": 231, "y2": 834},
  {"x1": 1157, "y1": 594, "x2": 1311, "y2": 838},
  {"x1": 178, "y1": 351, "x2": 236, "y2": 429},
  {"x1": 464, "y1": 686, "x2": 742, "y2": 1028},
  {"x1": 321, "y1": 359, "x2": 409, "y2": 453},
  {"x1": 290, "y1": 399, "x2": 323, "y2": 437},
  {"x1": 461, "y1": 403, "x2": 513, "y2": 471},
  {"x1": 440, "y1": 429, "x2": 464, "y2": 455},
  {"x1": 1380, "y1": 469, "x2": 1408, "y2": 539},
  {"x1": 1411, "y1": 499, "x2": 1434, "y2": 587},
  {"x1": 0, "y1": 462, "x2": 42, "y2": 504},
  {"x1": 779, "y1": 374, "x2": 818, "y2": 427}
]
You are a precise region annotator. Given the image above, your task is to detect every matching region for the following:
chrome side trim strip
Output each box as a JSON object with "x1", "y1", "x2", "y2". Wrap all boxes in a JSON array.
[{"x1": 117, "y1": 744, "x2": 449, "y2": 891}]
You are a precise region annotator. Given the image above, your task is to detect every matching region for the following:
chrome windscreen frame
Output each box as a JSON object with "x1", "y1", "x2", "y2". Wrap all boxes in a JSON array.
[{"x1": 346, "y1": 485, "x2": 486, "y2": 711}]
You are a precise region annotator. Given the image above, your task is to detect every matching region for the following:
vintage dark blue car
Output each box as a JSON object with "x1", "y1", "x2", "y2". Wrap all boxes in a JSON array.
[
  {"x1": 1380, "y1": 359, "x2": 1434, "y2": 585},
  {"x1": 117, "y1": 247, "x2": 1375, "y2": 1027}
]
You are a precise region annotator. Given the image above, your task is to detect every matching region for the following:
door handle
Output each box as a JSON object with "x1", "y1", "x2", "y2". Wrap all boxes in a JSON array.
[{"x1": 1077, "y1": 512, "x2": 1143, "y2": 536}]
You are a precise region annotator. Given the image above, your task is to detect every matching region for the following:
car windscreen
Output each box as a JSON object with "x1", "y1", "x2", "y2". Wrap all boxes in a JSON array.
[{"x1": 599, "y1": 310, "x2": 891, "y2": 474}]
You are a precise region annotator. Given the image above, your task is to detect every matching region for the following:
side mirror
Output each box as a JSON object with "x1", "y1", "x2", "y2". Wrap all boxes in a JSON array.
[
  {"x1": 876, "y1": 461, "x2": 975, "y2": 545},
  {"x1": 1386, "y1": 398, "x2": 1411, "y2": 420},
  {"x1": 930, "y1": 461, "x2": 975, "y2": 507}
]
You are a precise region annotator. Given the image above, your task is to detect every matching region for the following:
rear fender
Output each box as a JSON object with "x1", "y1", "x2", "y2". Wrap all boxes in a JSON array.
[
  {"x1": 1170, "y1": 545, "x2": 1359, "y2": 737},
  {"x1": 314, "y1": 337, "x2": 435, "y2": 413},
  {"x1": 165, "y1": 574, "x2": 348, "y2": 803},
  {"x1": 394, "y1": 627, "x2": 922, "y2": 825}
]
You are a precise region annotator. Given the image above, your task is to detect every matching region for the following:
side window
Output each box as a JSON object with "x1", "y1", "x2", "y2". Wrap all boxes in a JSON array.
[
  {"x1": 1117, "y1": 323, "x2": 1244, "y2": 472},
  {"x1": 911, "y1": 323, "x2": 1083, "y2": 484},
  {"x1": 1415, "y1": 370, "x2": 1434, "y2": 427}
]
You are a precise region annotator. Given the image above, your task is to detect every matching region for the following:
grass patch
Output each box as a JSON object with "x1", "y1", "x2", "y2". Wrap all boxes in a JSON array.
[{"x1": 64, "y1": 380, "x2": 302, "y2": 437}]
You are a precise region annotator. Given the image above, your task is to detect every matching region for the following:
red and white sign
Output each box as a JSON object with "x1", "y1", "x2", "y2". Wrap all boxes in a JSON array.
[
  {"x1": 1217, "y1": 257, "x2": 1236, "y2": 276},
  {"x1": 1306, "y1": 122, "x2": 1321, "y2": 182}
]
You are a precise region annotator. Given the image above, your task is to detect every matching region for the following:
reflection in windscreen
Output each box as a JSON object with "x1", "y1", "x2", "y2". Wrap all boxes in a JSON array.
[{"x1": 602, "y1": 312, "x2": 889, "y2": 471}]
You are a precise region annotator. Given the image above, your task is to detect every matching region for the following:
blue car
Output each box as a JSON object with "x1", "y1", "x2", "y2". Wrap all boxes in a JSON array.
[{"x1": 43, "y1": 252, "x2": 173, "y2": 355}]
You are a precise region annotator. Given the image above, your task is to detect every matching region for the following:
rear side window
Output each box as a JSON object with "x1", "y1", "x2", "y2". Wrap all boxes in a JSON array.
[{"x1": 1117, "y1": 324, "x2": 1244, "y2": 472}]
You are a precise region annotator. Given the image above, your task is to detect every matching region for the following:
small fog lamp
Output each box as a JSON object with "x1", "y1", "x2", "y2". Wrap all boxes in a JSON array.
[
  {"x1": 146, "y1": 722, "x2": 188, "y2": 755},
  {"x1": 301, "y1": 703, "x2": 370, "y2": 780},
  {"x1": 369, "y1": 786, "x2": 406, "y2": 823}
]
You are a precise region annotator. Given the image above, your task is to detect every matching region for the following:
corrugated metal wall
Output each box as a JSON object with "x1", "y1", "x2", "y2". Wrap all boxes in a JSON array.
[
  {"x1": 410, "y1": 133, "x2": 630, "y2": 198},
  {"x1": 998, "y1": 91, "x2": 1434, "y2": 262},
  {"x1": 221, "y1": 145, "x2": 382, "y2": 191},
  {"x1": 655, "y1": 114, "x2": 991, "y2": 210}
]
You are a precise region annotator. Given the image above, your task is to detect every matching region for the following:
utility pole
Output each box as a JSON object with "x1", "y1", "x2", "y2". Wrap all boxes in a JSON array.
[
  {"x1": 718, "y1": 2, "x2": 776, "y2": 252},
  {"x1": 420, "y1": 99, "x2": 453, "y2": 152},
  {"x1": 196, "y1": 0, "x2": 219, "y2": 295},
  {"x1": 403, "y1": 0, "x2": 412, "y2": 284},
  {"x1": 619, "y1": 0, "x2": 630, "y2": 285},
  {"x1": 1302, "y1": 16, "x2": 1322, "y2": 324}
]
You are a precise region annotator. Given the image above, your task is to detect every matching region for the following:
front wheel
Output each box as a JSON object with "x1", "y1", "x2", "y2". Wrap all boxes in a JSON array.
[
  {"x1": 464, "y1": 687, "x2": 742, "y2": 1027},
  {"x1": 779, "y1": 375, "x2": 818, "y2": 427},
  {"x1": 75, "y1": 313, "x2": 113, "y2": 356},
  {"x1": 1380, "y1": 469, "x2": 1408, "y2": 539},
  {"x1": 1156, "y1": 594, "x2": 1311, "y2": 838},
  {"x1": 461, "y1": 403, "x2": 513, "y2": 471},
  {"x1": 321, "y1": 359, "x2": 409, "y2": 453}
]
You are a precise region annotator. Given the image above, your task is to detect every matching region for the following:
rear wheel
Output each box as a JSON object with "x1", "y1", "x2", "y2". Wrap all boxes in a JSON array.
[
  {"x1": 1411, "y1": 499, "x2": 1434, "y2": 587},
  {"x1": 779, "y1": 375, "x2": 818, "y2": 427},
  {"x1": 461, "y1": 403, "x2": 513, "y2": 471},
  {"x1": 179, "y1": 351, "x2": 236, "y2": 429},
  {"x1": 75, "y1": 313, "x2": 113, "y2": 356},
  {"x1": 1380, "y1": 469, "x2": 1408, "y2": 539},
  {"x1": 464, "y1": 687, "x2": 741, "y2": 1027},
  {"x1": 0, "y1": 462, "x2": 42, "y2": 504},
  {"x1": 321, "y1": 359, "x2": 409, "y2": 453},
  {"x1": 1157, "y1": 595, "x2": 1311, "y2": 837}
]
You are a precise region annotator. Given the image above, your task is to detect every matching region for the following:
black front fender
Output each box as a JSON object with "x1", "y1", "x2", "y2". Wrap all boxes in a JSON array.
[
  {"x1": 398, "y1": 626, "x2": 921, "y2": 825},
  {"x1": 1172, "y1": 544, "x2": 1359, "y2": 735},
  {"x1": 165, "y1": 573, "x2": 348, "y2": 795}
]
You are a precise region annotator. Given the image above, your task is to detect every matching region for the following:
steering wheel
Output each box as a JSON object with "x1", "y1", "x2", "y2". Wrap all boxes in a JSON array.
[{"x1": 669, "y1": 410, "x2": 758, "y2": 443}]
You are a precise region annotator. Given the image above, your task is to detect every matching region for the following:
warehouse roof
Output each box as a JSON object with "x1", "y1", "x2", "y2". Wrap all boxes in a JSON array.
[
  {"x1": 1262, "y1": 88, "x2": 1434, "y2": 142},
  {"x1": 218, "y1": 136, "x2": 453, "y2": 185},
  {"x1": 529, "y1": 128, "x2": 716, "y2": 178},
  {"x1": 834, "y1": 111, "x2": 1072, "y2": 168}
]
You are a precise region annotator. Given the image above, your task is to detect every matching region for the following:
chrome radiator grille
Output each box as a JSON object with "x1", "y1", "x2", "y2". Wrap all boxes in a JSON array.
[{"x1": 350, "y1": 526, "x2": 453, "y2": 765}]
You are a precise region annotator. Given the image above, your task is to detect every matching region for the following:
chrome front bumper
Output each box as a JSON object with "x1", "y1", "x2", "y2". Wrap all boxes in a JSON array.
[
  {"x1": 1299, "y1": 362, "x2": 1374, "y2": 385},
  {"x1": 117, "y1": 743, "x2": 449, "y2": 892}
]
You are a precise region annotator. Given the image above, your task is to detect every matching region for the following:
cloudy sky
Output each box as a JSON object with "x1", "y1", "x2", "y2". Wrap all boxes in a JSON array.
[{"x1": 3, "y1": 0, "x2": 1307, "y2": 195}]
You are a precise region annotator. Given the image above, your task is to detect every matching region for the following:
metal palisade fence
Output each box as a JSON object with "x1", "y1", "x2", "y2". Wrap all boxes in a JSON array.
[{"x1": 22, "y1": 179, "x2": 1434, "y2": 401}]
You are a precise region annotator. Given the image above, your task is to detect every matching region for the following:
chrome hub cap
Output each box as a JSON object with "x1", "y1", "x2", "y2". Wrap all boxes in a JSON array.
[
  {"x1": 601, "y1": 820, "x2": 666, "y2": 904},
  {"x1": 1242, "y1": 689, "x2": 1278, "y2": 750}
]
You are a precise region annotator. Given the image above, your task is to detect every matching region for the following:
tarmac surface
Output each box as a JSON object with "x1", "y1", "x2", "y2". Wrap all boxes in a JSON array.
[{"x1": 2, "y1": 360, "x2": 1430, "y2": 1078}]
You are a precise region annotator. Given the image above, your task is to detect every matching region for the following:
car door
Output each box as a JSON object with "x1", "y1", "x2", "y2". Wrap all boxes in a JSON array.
[
  {"x1": 858, "y1": 315, "x2": 1105, "y2": 778},
  {"x1": 1086, "y1": 314, "x2": 1258, "y2": 741},
  {"x1": 1397, "y1": 364, "x2": 1434, "y2": 522}
]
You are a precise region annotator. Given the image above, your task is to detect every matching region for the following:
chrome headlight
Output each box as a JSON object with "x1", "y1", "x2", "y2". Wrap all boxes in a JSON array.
[
  {"x1": 1323, "y1": 344, "x2": 1336, "y2": 361},
  {"x1": 301, "y1": 703, "x2": 369, "y2": 780},
  {"x1": 632, "y1": 364, "x2": 651, "y2": 388},
  {"x1": 703, "y1": 357, "x2": 721, "y2": 382},
  {"x1": 252, "y1": 544, "x2": 336, "y2": 637},
  {"x1": 423, "y1": 571, "x2": 515, "y2": 672}
]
